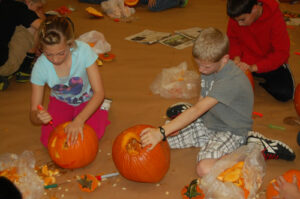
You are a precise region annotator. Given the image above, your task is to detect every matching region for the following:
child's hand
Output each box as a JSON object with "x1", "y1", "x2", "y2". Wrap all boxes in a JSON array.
[
  {"x1": 236, "y1": 61, "x2": 250, "y2": 72},
  {"x1": 148, "y1": 0, "x2": 157, "y2": 8},
  {"x1": 37, "y1": 109, "x2": 53, "y2": 124},
  {"x1": 140, "y1": 127, "x2": 163, "y2": 151},
  {"x1": 272, "y1": 175, "x2": 300, "y2": 199},
  {"x1": 65, "y1": 121, "x2": 84, "y2": 146}
]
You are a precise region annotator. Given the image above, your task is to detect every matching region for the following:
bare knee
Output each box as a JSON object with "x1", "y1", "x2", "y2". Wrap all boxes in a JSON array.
[{"x1": 196, "y1": 159, "x2": 217, "y2": 177}]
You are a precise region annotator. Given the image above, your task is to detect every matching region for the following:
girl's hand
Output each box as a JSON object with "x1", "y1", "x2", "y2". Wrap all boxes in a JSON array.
[
  {"x1": 148, "y1": 0, "x2": 157, "y2": 8},
  {"x1": 37, "y1": 109, "x2": 53, "y2": 124},
  {"x1": 140, "y1": 127, "x2": 163, "y2": 151},
  {"x1": 65, "y1": 120, "x2": 84, "y2": 146},
  {"x1": 272, "y1": 175, "x2": 300, "y2": 199}
]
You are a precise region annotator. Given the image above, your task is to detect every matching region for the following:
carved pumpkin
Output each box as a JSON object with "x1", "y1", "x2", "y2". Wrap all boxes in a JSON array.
[
  {"x1": 124, "y1": 0, "x2": 139, "y2": 7},
  {"x1": 266, "y1": 169, "x2": 300, "y2": 199},
  {"x1": 181, "y1": 179, "x2": 205, "y2": 199},
  {"x1": 112, "y1": 125, "x2": 170, "y2": 183},
  {"x1": 217, "y1": 161, "x2": 249, "y2": 199},
  {"x1": 85, "y1": 7, "x2": 104, "y2": 18},
  {"x1": 48, "y1": 122, "x2": 99, "y2": 169},
  {"x1": 77, "y1": 174, "x2": 100, "y2": 192},
  {"x1": 294, "y1": 84, "x2": 300, "y2": 116},
  {"x1": 244, "y1": 70, "x2": 254, "y2": 90}
]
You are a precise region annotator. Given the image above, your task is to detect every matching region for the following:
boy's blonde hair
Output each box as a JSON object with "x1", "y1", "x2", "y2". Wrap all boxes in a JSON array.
[
  {"x1": 38, "y1": 16, "x2": 75, "y2": 50},
  {"x1": 192, "y1": 27, "x2": 229, "y2": 62}
]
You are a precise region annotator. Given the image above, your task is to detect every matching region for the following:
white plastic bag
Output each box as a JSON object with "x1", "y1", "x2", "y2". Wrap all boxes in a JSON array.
[
  {"x1": 200, "y1": 144, "x2": 266, "y2": 199},
  {"x1": 78, "y1": 30, "x2": 111, "y2": 54},
  {"x1": 150, "y1": 62, "x2": 200, "y2": 99},
  {"x1": 101, "y1": 0, "x2": 135, "y2": 19},
  {"x1": 0, "y1": 151, "x2": 44, "y2": 199}
]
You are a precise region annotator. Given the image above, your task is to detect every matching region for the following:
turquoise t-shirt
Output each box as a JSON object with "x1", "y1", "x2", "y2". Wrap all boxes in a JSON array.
[{"x1": 31, "y1": 40, "x2": 98, "y2": 106}]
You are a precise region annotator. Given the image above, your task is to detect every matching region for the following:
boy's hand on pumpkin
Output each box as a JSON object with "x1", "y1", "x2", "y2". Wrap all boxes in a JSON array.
[
  {"x1": 272, "y1": 175, "x2": 299, "y2": 199},
  {"x1": 37, "y1": 109, "x2": 53, "y2": 124},
  {"x1": 65, "y1": 121, "x2": 84, "y2": 146},
  {"x1": 140, "y1": 128, "x2": 163, "y2": 151}
]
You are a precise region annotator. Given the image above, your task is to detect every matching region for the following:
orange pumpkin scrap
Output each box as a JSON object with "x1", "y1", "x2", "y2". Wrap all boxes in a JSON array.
[
  {"x1": 124, "y1": 0, "x2": 139, "y2": 7},
  {"x1": 294, "y1": 84, "x2": 300, "y2": 117},
  {"x1": 48, "y1": 122, "x2": 99, "y2": 169},
  {"x1": 244, "y1": 70, "x2": 254, "y2": 90},
  {"x1": 181, "y1": 179, "x2": 205, "y2": 199},
  {"x1": 98, "y1": 52, "x2": 115, "y2": 62},
  {"x1": 112, "y1": 125, "x2": 170, "y2": 183},
  {"x1": 85, "y1": 7, "x2": 104, "y2": 18},
  {"x1": 217, "y1": 161, "x2": 249, "y2": 199},
  {"x1": 266, "y1": 169, "x2": 300, "y2": 199},
  {"x1": 0, "y1": 167, "x2": 20, "y2": 183},
  {"x1": 78, "y1": 174, "x2": 99, "y2": 192}
]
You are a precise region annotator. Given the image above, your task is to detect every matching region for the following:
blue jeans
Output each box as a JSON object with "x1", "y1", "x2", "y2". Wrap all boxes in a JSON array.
[{"x1": 140, "y1": 0, "x2": 181, "y2": 12}]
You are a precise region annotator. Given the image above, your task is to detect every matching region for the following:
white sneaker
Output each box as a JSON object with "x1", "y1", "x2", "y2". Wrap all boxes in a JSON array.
[{"x1": 100, "y1": 98, "x2": 112, "y2": 111}]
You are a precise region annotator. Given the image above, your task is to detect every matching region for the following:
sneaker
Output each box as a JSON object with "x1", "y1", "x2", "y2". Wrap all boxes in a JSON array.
[
  {"x1": 179, "y1": 0, "x2": 188, "y2": 7},
  {"x1": 100, "y1": 98, "x2": 112, "y2": 111},
  {"x1": 247, "y1": 131, "x2": 296, "y2": 161},
  {"x1": 0, "y1": 76, "x2": 9, "y2": 91},
  {"x1": 15, "y1": 72, "x2": 30, "y2": 83},
  {"x1": 166, "y1": 102, "x2": 192, "y2": 119}
]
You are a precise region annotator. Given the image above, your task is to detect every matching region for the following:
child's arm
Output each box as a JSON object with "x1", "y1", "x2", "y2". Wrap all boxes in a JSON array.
[
  {"x1": 65, "y1": 62, "x2": 104, "y2": 145},
  {"x1": 30, "y1": 84, "x2": 52, "y2": 125},
  {"x1": 140, "y1": 96, "x2": 218, "y2": 150},
  {"x1": 272, "y1": 175, "x2": 300, "y2": 199}
]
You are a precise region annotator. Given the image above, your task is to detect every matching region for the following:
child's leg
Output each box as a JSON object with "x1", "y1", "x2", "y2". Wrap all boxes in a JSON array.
[
  {"x1": 41, "y1": 97, "x2": 74, "y2": 147},
  {"x1": 167, "y1": 118, "x2": 213, "y2": 149},
  {"x1": 74, "y1": 102, "x2": 110, "y2": 140},
  {"x1": 196, "y1": 131, "x2": 245, "y2": 177},
  {"x1": 254, "y1": 64, "x2": 294, "y2": 102}
]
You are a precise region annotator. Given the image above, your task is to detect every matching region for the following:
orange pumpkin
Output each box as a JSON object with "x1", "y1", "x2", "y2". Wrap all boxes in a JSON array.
[
  {"x1": 124, "y1": 0, "x2": 139, "y2": 7},
  {"x1": 181, "y1": 179, "x2": 205, "y2": 199},
  {"x1": 112, "y1": 125, "x2": 170, "y2": 183},
  {"x1": 48, "y1": 122, "x2": 99, "y2": 169},
  {"x1": 78, "y1": 174, "x2": 99, "y2": 192},
  {"x1": 98, "y1": 52, "x2": 115, "y2": 62},
  {"x1": 266, "y1": 169, "x2": 300, "y2": 199},
  {"x1": 294, "y1": 84, "x2": 300, "y2": 116},
  {"x1": 244, "y1": 70, "x2": 254, "y2": 90}
]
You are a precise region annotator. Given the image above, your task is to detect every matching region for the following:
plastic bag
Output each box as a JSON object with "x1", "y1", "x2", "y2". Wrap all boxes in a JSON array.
[
  {"x1": 0, "y1": 151, "x2": 44, "y2": 199},
  {"x1": 200, "y1": 144, "x2": 266, "y2": 199},
  {"x1": 78, "y1": 30, "x2": 111, "y2": 54},
  {"x1": 150, "y1": 62, "x2": 200, "y2": 99},
  {"x1": 101, "y1": 0, "x2": 135, "y2": 19}
]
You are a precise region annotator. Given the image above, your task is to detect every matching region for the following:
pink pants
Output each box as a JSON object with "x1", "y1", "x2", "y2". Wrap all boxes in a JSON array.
[{"x1": 41, "y1": 97, "x2": 110, "y2": 147}]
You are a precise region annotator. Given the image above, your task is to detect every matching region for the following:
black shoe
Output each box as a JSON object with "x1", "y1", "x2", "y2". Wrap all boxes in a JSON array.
[
  {"x1": 15, "y1": 72, "x2": 30, "y2": 83},
  {"x1": 0, "y1": 76, "x2": 9, "y2": 91},
  {"x1": 166, "y1": 102, "x2": 192, "y2": 119},
  {"x1": 247, "y1": 131, "x2": 296, "y2": 161}
]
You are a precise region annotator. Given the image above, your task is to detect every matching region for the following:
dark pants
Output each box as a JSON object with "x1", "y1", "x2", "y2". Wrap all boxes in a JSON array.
[
  {"x1": 253, "y1": 64, "x2": 294, "y2": 102},
  {"x1": 140, "y1": 0, "x2": 181, "y2": 11}
]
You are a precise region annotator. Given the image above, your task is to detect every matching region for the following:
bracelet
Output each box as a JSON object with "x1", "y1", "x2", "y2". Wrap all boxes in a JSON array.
[{"x1": 159, "y1": 126, "x2": 166, "y2": 141}]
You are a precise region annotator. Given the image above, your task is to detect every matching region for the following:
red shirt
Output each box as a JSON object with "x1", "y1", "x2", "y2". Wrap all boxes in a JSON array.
[{"x1": 227, "y1": 0, "x2": 290, "y2": 73}]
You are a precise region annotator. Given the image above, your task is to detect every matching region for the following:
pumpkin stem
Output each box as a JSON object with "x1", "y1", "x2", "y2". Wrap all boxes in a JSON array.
[
  {"x1": 184, "y1": 179, "x2": 203, "y2": 199},
  {"x1": 78, "y1": 175, "x2": 93, "y2": 189}
]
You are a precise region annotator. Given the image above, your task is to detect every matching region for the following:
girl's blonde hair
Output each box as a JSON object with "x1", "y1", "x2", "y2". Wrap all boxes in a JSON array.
[
  {"x1": 192, "y1": 27, "x2": 229, "y2": 62},
  {"x1": 38, "y1": 16, "x2": 75, "y2": 50}
]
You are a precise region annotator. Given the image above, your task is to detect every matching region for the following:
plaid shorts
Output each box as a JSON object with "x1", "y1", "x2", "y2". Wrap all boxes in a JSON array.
[{"x1": 167, "y1": 118, "x2": 246, "y2": 161}]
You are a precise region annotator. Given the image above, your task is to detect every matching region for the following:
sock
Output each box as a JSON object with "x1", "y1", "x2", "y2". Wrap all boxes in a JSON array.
[{"x1": 19, "y1": 52, "x2": 35, "y2": 74}]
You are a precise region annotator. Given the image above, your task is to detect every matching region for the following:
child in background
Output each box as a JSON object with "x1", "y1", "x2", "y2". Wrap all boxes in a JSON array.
[
  {"x1": 226, "y1": 0, "x2": 294, "y2": 102},
  {"x1": 140, "y1": 27, "x2": 254, "y2": 177},
  {"x1": 30, "y1": 16, "x2": 110, "y2": 147},
  {"x1": 140, "y1": 0, "x2": 188, "y2": 12},
  {"x1": 0, "y1": 0, "x2": 45, "y2": 90}
]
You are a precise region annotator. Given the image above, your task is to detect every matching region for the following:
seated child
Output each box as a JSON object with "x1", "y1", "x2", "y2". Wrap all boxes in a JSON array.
[
  {"x1": 226, "y1": 0, "x2": 294, "y2": 102},
  {"x1": 140, "y1": 27, "x2": 254, "y2": 177},
  {"x1": 30, "y1": 16, "x2": 110, "y2": 147},
  {"x1": 140, "y1": 0, "x2": 188, "y2": 12},
  {"x1": 0, "y1": 0, "x2": 45, "y2": 90}
]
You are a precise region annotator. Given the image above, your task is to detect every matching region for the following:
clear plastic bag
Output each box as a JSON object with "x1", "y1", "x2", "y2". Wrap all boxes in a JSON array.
[
  {"x1": 150, "y1": 62, "x2": 200, "y2": 99},
  {"x1": 78, "y1": 30, "x2": 111, "y2": 54},
  {"x1": 0, "y1": 151, "x2": 44, "y2": 199},
  {"x1": 200, "y1": 144, "x2": 266, "y2": 199},
  {"x1": 101, "y1": 0, "x2": 135, "y2": 19}
]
